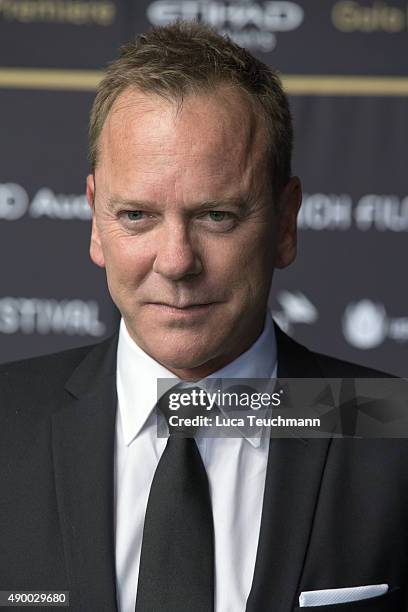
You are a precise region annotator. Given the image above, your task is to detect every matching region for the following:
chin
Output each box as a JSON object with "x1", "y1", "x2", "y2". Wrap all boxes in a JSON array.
[
  {"x1": 154, "y1": 345, "x2": 214, "y2": 371},
  {"x1": 125, "y1": 313, "x2": 234, "y2": 371},
  {"x1": 143, "y1": 334, "x2": 221, "y2": 372}
]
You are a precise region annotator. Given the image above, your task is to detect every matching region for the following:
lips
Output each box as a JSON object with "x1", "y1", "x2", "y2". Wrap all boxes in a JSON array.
[
  {"x1": 146, "y1": 302, "x2": 219, "y2": 315},
  {"x1": 144, "y1": 302, "x2": 218, "y2": 321},
  {"x1": 153, "y1": 303, "x2": 213, "y2": 309}
]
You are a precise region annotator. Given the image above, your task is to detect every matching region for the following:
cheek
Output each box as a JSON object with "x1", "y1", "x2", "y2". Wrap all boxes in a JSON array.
[
  {"x1": 212, "y1": 232, "x2": 272, "y2": 285},
  {"x1": 103, "y1": 237, "x2": 153, "y2": 288}
]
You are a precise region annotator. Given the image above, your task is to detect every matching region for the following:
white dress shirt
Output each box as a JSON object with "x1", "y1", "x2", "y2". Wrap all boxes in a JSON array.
[{"x1": 114, "y1": 311, "x2": 278, "y2": 612}]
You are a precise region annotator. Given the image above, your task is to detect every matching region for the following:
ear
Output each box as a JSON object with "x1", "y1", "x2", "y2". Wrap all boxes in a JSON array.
[
  {"x1": 274, "y1": 176, "x2": 302, "y2": 269},
  {"x1": 86, "y1": 173, "x2": 106, "y2": 268}
]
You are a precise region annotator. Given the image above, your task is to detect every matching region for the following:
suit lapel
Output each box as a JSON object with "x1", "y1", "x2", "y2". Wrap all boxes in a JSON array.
[
  {"x1": 51, "y1": 333, "x2": 119, "y2": 611},
  {"x1": 246, "y1": 324, "x2": 333, "y2": 612}
]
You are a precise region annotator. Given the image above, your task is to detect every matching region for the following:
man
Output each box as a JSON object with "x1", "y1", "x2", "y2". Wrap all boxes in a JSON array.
[{"x1": 0, "y1": 21, "x2": 407, "y2": 612}]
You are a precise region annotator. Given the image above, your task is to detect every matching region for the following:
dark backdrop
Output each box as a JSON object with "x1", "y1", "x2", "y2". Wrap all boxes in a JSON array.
[{"x1": 1, "y1": 0, "x2": 407, "y2": 376}]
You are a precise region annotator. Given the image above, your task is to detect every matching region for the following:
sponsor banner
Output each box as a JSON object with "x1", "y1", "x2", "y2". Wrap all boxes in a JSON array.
[
  {"x1": 145, "y1": 0, "x2": 304, "y2": 53},
  {"x1": 136, "y1": 0, "x2": 408, "y2": 74},
  {"x1": 272, "y1": 290, "x2": 318, "y2": 334},
  {"x1": 0, "y1": 296, "x2": 106, "y2": 336},
  {"x1": 343, "y1": 300, "x2": 408, "y2": 348},
  {"x1": 0, "y1": 294, "x2": 119, "y2": 364},
  {"x1": 0, "y1": 183, "x2": 91, "y2": 221},
  {"x1": 271, "y1": 290, "x2": 408, "y2": 351},
  {"x1": 298, "y1": 193, "x2": 408, "y2": 232},
  {"x1": 0, "y1": 0, "x2": 124, "y2": 69}
]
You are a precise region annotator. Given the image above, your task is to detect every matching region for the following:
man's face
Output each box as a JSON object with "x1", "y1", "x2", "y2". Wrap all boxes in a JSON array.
[{"x1": 87, "y1": 86, "x2": 301, "y2": 379}]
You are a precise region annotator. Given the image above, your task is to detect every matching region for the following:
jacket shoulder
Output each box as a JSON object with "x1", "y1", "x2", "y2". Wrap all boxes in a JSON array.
[
  {"x1": 274, "y1": 321, "x2": 396, "y2": 378},
  {"x1": 312, "y1": 349, "x2": 395, "y2": 378},
  {"x1": 0, "y1": 337, "x2": 114, "y2": 411}
]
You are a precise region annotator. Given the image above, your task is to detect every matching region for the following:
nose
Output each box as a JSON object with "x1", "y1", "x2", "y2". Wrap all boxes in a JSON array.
[{"x1": 152, "y1": 219, "x2": 202, "y2": 281}]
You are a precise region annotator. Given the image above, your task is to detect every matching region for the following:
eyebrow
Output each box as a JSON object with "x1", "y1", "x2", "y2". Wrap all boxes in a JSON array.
[{"x1": 106, "y1": 195, "x2": 251, "y2": 213}]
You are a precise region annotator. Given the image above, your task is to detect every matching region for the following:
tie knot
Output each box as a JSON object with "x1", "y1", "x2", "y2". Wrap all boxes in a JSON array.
[{"x1": 157, "y1": 385, "x2": 212, "y2": 437}]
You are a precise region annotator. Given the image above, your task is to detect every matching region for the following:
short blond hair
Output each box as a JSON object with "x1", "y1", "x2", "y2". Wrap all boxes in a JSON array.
[{"x1": 89, "y1": 21, "x2": 293, "y2": 196}]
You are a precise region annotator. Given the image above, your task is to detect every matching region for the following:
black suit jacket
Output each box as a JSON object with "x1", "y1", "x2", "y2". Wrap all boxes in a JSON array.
[{"x1": 0, "y1": 324, "x2": 407, "y2": 611}]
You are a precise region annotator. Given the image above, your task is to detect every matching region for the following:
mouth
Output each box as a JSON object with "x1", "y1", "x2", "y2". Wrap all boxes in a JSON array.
[{"x1": 146, "y1": 302, "x2": 218, "y2": 316}]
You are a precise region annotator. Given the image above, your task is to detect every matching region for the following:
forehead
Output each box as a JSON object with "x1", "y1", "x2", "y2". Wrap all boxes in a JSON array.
[{"x1": 97, "y1": 85, "x2": 269, "y2": 202}]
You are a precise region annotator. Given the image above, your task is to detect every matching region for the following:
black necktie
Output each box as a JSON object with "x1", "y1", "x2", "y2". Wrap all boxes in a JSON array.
[{"x1": 135, "y1": 387, "x2": 215, "y2": 612}]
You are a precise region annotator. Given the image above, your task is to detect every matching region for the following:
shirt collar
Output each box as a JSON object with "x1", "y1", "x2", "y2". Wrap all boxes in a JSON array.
[{"x1": 116, "y1": 310, "x2": 277, "y2": 448}]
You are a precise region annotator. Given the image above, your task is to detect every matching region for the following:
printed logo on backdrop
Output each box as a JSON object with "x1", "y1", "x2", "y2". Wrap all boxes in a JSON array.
[
  {"x1": 146, "y1": 1, "x2": 304, "y2": 52},
  {"x1": 332, "y1": 1, "x2": 408, "y2": 33},
  {"x1": 0, "y1": 183, "x2": 91, "y2": 221},
  {"x1": 298, "y1": 193, "x2": 408, "y2": 231},
  {"x1": 0, "y1": 297, "x2": 106, "y2": 336},
  {"x1": 0, "y1": 0, "x2": 116, "y2": 25},
  {"x1": 272, "y1": 290, "x2": 318, "y2": 333},
  {"x1": 343, "y1": 300, "x2": 408, "y2": 349}
]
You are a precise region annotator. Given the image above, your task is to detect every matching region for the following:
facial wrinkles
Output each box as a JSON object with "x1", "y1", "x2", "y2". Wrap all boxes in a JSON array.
[
  {"x1": 102, "y1": 88, "x2": 266, "y2": 211},
  {"x1": 97, "y1": 86, "x2": 272, "y2": 260}
]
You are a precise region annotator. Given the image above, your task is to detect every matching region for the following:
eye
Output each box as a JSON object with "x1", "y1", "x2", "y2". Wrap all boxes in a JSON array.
[
  {"x1": 126, "y1": 211, "x2": 145, "y2": 221},
  {"x1": 208, "y1": 211, "x2": 227, "y2": 221},
  {"x1": 198, "y1": 210, "x2": 237, "y2": 232}
]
